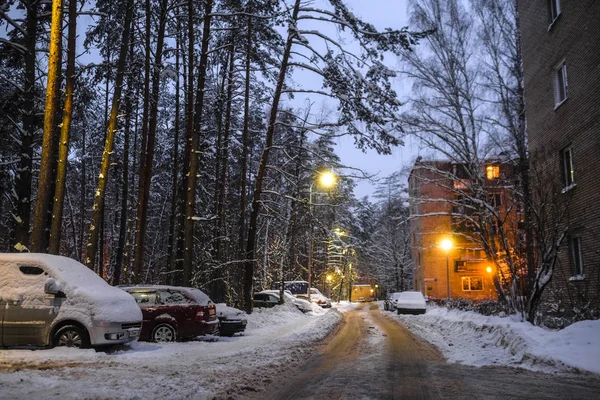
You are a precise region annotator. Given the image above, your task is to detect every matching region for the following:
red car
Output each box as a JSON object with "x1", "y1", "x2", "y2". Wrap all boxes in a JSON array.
[{"x1": 120, "y1": 285, "x2": 219, "y2": 342}]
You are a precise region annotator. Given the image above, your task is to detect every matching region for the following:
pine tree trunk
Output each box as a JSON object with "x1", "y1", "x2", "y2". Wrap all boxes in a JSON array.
[
  {"x1": 132, "y1": 0, "x2": 169, "y2": 282},
  {"x1": 114, "y1": 17, "x2": 136, "y2": 286},
  {"x1": 212, "y1": 40, "x2": 235, "y2": 302},
  {"x1": 30, "y1": 0, "x2": 63, "y2": 253},
  {"x1": 182, "y1": 0, "x2": 214, "y2": 286},
  {"x1": 238, "y1": 14, "x2": 252, "y2": 258},
  {"x1": 175, "y1": 0, "x2": 195, "y2": 285},
  {"x1": 167, "y1": 15, "x2": 182, "y2": 283},
  {"x1": 132, "y1": 0, "x2": 153, "y2": 277},
  {"x1": 49, "y1": 0, "x2": 77, "y2": 254},
  {"x1": 11, "y1": 0, "x2": 38, "y2": 251},
  {"x1": 243, "y1": 0, "x2": 301, "y2": 313},
  {"x1": 86, "y1": 0, "x2": 135, "y2": 270}
]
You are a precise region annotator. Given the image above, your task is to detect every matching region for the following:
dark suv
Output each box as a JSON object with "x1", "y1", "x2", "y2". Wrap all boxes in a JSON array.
[{"x1": 120, "y1": 285, "x2": 219, "y2": 342}]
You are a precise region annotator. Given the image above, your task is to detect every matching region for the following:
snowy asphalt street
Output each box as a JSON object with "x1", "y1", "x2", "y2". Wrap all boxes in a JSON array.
[{"x1": 259, "y1": 304, "x2": 600, "y2": 400}]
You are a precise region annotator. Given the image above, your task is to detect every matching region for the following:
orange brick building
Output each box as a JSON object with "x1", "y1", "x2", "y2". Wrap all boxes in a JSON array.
[
  {"x1": 409, "y1": 160, "x2": 518, "y2": 301},
  {"x1": 518, "y1": 0, "x2": 600, "y2": 323}
]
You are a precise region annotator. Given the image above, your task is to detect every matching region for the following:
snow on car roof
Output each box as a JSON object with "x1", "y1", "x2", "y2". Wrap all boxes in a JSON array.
[
  {"x1": 120, "y1": 285, "x2": 213, "y2": 305},
  {"x1": 398, "y1": 291, "x2": 425, "y2": 300}
]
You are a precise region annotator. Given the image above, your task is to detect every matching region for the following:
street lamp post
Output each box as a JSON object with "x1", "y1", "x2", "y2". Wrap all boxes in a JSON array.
[
  {"x1": 441, "y1": 238, "x2": 453, "y2": 300},
  {"x1": 308, "y1": 170, "x2": 336, "y2": 302},
  {"x1": 326, "y1": 274, "x2": 332, "y2": 298}
]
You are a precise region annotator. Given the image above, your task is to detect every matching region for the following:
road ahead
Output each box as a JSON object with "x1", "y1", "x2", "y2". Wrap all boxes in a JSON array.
[{"x1": 259, "y1": 304, "x2": 600, "y2": 400}]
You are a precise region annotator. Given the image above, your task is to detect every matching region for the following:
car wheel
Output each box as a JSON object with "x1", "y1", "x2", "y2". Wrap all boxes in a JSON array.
[
  {"x1": 152, "y1": 324, "x2": 176, "y2": 343},
  {"x1": 54, "y1": 325, "x2": 90, "y2": 348}
]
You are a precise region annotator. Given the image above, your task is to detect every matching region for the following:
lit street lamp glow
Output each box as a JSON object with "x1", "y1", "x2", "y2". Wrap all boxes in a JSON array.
[
  {"x1": 440, "y1": 238, "x2": 453, "y2": 300},
  {"x1": 308, "y1": 170, "x2": 338, "y2": 302},
  {"x1": 318, "y1": 170, "x2": 336, "y2": 188},
  {"x1": 441, "y1": 238, "x2": 453, "y2": 252}
]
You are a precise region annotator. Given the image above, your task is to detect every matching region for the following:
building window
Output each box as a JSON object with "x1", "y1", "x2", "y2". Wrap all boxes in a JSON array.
[
  {"x1": 486, "y1": 165, "x2": 500, "y2": 180},
  {"x1": 549, "y1": 0, "x2": 561, "y2": 22},
  {"x1": 554, "y1": 61, "x2": 568, "y2": 106},
  {"x1": 568, "y1": 236, "x2": 584, "y2": 276},
  {"x1": 462, "y1": 276, "x2": 483, "y2": 291},
  {"x1": 561, "y1": 145, "x2": 575, "y2": 189}
]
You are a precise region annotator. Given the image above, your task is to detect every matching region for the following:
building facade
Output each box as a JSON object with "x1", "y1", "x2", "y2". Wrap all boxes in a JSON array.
[
  {"x1": 519, "y1": 0, "x2": 600, "y2": 323},
  {"x1": 409, "y1": 160, "x2": 519, "y2": 302}
]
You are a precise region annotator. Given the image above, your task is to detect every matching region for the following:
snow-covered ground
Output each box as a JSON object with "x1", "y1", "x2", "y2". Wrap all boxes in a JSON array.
[
  {"x1": 0, "y1": 303, "x2": 341, "y2": 399},
  {"x1": 381, "y1": 302, "x2": 600, "y2": 375}
]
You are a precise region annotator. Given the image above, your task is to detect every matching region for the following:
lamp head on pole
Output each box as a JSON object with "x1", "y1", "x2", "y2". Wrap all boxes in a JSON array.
[
  {"x1": 318, "y1": 170, "x2": 337, "y2": 188},
  {"x1": 441, "y1": 238, "x2": 453, "y2": 252}
]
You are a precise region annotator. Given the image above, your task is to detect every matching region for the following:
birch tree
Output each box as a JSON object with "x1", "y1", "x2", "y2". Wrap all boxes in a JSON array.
[{"x1": 242, "y1": 0, "x2": 424, "y2": 312}]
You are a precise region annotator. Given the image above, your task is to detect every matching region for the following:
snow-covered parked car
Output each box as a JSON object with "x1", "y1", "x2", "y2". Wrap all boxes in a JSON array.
[
  {"x1": 0, "y1": 253, "x2": 142, "y2": 348},
  {"x1": 255, "y1": 290, "x2": 314, "y2": 313},
  {"x1": 216, "y1": 304, "x2": 247, "y2": 337},
  {"x1": 308, "y1": 288, "x2": 331, "y2": 308},
  {"x1": 120, "y1": 285, "x2": 219, "y2": 342},
  {"x1": 393, "y1": 291, "x2": 427, "y2": 315}
]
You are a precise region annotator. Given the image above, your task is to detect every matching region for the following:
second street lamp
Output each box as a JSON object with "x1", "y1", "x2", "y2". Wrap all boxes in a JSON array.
[
  {"x1": 441, "y1": 238, "x2": 453, "y2": 299},
  {"x1": 308, "y1": 170, "x2": 337, "y2": 302}
]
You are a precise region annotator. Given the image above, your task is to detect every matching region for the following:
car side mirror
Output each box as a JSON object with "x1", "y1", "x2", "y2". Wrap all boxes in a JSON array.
[{"x1": 44, "y1": 278, "x2": 62, "y2": 295}]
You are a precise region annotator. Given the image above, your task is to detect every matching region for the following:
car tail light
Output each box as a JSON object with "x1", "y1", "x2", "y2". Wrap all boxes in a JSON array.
[
  {"x1": 195, "y1": 305, "x2": 217, "y2": 321},
  {"x1": 195, "y1": 307, "x2": 206, "y2": 321}
]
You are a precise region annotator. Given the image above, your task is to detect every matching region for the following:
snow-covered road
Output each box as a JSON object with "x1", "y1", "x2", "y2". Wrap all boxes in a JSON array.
[
  {"x1": 2, "y1": 301, "x2": 600, "y2": 399},
  {"x1": 0, "y1": 303, "x2": 341, "y2": 399}
]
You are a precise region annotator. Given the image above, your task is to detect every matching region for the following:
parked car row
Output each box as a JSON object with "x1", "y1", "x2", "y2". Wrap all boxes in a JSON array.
[
  {"x1": 1, "y1": 254, "x2": 340, "y2": 350},
  {"x1": 269, "y1": 281, "x2": 332, "y2": 308},
  {"x1": 253, "y1": 290, "x2": 313, "y2": 313},
  {"x1": 0, "y1": 254, "x2": 247, "y2": 349},
  {"x1": 384, "y1": 291, "x2": 427, "y2": 315}
]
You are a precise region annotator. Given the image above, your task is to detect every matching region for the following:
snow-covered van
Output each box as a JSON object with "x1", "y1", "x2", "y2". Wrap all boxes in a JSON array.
[{"x1": 0, "y1": 253, "x2": 142, "y2": 348}]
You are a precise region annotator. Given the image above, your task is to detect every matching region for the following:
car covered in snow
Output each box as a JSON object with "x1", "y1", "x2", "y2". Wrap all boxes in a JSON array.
[
  {"x1": 120, "y1": 285, "x2": 219, "y2": 342},
  {"x1": 393, "y1": 291, "x2": 427, "y2": 315},
  {"x1": 216, "y1": 304, "x2": 247, "y2": 337},
  {"x1": 308, "y1": 288, "x2": 331, "y2": 308},
  {"x1": 0, "y1": 253, "x2": 142, "y2": 348},
  {"x1": 254, "y1": 290, "x2": 313, "y2": 313}
]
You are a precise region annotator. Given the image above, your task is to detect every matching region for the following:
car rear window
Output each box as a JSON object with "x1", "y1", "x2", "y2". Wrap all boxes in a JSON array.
[
  {"x1": 158, "y1": 290, "x2": 195, "y2": 305},
  {"x1": 129, "y1": 291, "x2": 157, "y2": 306}
]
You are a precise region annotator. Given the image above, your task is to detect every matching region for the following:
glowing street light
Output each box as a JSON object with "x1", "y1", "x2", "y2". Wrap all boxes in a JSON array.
[
  {"x1": 440, "y1": 238, "x2": 453, "y2": 299},
  {"x1": 486, "y1": 266, "x2": 493, "y2": 274},
  {"x1": 319, "y1": 170, "x2": 336, "y2": 188},
  {"x1": 308, "y1": 170, "x2": 337, "y2": 301}
]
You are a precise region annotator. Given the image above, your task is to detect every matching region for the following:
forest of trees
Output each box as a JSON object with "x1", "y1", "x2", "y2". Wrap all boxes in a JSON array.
[
  {"x1": 0, "y1": 0, "x2": 420, "y2": 312},
  {"x1": 1, "y1": 0, "x2": 575, "y2": 322}
]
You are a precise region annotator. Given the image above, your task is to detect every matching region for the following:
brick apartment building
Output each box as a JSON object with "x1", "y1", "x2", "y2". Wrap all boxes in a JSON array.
[
  {"x1": 408, "y1": 160, "x2": 519, "y2": 302},
  {"x1": 518, "y1": 0, "x2": 600, "y2": 322}
]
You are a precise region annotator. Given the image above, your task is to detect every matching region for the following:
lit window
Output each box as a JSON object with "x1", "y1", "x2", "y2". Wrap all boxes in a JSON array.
[
  {"x1": 549, "y1": 0, "x2": 561, "y2": 22},
  {"x1": 554, "y1": 61, "x2": 568, "y2": 105},
  {"x1": 486, "y1": 165, "x2": 500, "y2": 180},
  {"x1": 569, "y1": 236, "x2": 584, "y2": 276},
  {"x1": 561, "y1": 145, "x2": 575, "y2": 189},
  {"x1": 461, "y1": 276, "x2": 483, "y2": 291}
]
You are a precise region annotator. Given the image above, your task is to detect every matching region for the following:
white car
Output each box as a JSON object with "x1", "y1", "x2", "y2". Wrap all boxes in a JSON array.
[
  {"x1": 0, "y1": 253, "x2": 142, "y2": 348},
  {"x1": 258, "y1": 290, "x2": 313, "y2": 313},
  {"x1": 393, "y1": 291, "x2": 427, "y2": 315},
  {"x1": 308, "y1": 288, "x2": 331, "y2": 308}
]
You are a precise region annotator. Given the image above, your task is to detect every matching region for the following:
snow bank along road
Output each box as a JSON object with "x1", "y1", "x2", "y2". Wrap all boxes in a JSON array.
[
  {"x1": 2, "y1": 302, "x2": 600, "y2": 399},
  {"x1": 0, "y1": 303, "x2": 340, "y2": 399},
  {"x1": 259, "y1": 303, "x2": 600, "y2": 400}
]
